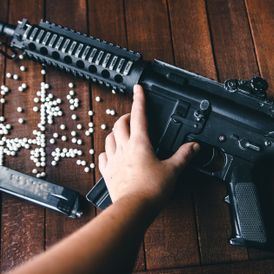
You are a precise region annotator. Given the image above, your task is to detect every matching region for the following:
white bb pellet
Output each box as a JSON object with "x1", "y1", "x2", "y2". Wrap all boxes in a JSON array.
[
  {"x1": 60, "y1": 124, "x2": 66, "y2": 130},
  {"x1": 6, "y1": 72, "x2": 12, "y2": 78},
  {"x1": 71, "y1": 114, "x2": 77, "y2": 120},
  {"x1": 84, "y1": 167, "x2": 90, "y2": 173},
  {"x1": 17, "y1": 107, "x2": 23, "y2": 113},
  {"x1": 100, "y1": 124, "x2": 107, "y2": 130},
  {"x1": 18, "y1": 118, "x2": 24, "y2": 124},
  {"x1": 13, "y1": 74, "x2": 19, "y2": 80},
  {"x1": 20, "y1": 66, "x2": 26, "y2": 72},
  {"x1": 21, "y1": 83, "x2": 27, "y2": 89},
  {"x1": 33, "y1": 106, "x2": 39, "y2": 112},
  {"x1": 77, "y1": 139, "x2": 82, "y2": 145}
]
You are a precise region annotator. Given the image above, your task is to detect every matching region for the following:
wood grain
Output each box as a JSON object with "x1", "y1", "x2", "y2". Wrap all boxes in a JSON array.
[
  {"x1": 44, "y1": 0, "x2": 95, "y2": 248},
  {"x1": 87, "y1": 0, "x2": 145, "y2": 270},
  {"x1": 0, "y1": 0, "x2": 44, "y2": 272},
  {"x1": 135, "y1": 258, "x2": 274, "y2": 274},
  {"x1": 0, "y1": 0, "x2": 7, "y2": 270},
  {"x1": 0, "y1": 0, "x2": 8, "y2": 88},
  {"x1": 245, "y1": 0, "x2": 274, "y2": 259},
  {"x1": 0, "y1": 0, "x2": 273, "y2": 272},
  {"x1": 245, "y1": 0, "x2": 274, "y2": 95},
  {"x1": 168, "y1": 0, "x2": 247, "y2": 264},
  {"x1": 125, "y1": 0, "x2": 199, "y2": 269},
  {"x1": 206, "y1": 0, "x2": 274, "y2": 261},
  {"x1": 206, "y1": 0, "x2": 259, "y2": 81}
]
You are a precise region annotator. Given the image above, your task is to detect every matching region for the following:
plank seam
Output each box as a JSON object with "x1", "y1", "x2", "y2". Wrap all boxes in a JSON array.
[
  {"x1": 165, "y1": 0, "x2": 176, "y2": 64},
  {"x1": 133, "y1": 257, "x2": 274, "y2": 273},
  {"x1": 243, "y1": 0, "x2": 262, "y2": 77},
  {"x1": 42, "y1": 0, "x2": 47, "y2": 252},
  {"x1": 0, "y1": 0, "x2": 10, "y2": 267},
  {"x1": 204, "y1": 0, "x2": 220, "y2": 81},
  {"x1": 123, "y1": 0, "x2": 147, "y2": 270}
]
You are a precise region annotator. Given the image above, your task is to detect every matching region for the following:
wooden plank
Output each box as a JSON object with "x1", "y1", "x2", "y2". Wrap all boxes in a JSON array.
[
  {"x1": 168, "y1": 0, "x2": 248, "y2": 264},
  {"x1": 0, "y1": 1, "x2": 9, "y2": 271},
  {"x1": 206, "y1": 0, "x2": 274, "y2": 261},
  {"x1": 245, "y1": 0, "x2": 274, "y2": 94},
  {"x1": 44, "y1": 0, "x2": 95, "y2": 247},
  {"x1": 125, "y1": 0, "x2": 200, "y2": 269},
  {"x1": 0, "y1": 0, "x2": 44, "y2": 272},
  {"x1": 206, "y1": 0, "x2": 258, "y2": 81},
  {"x1": 0, "y1": 0, "x2": 8, "y2": 87},
  {"x1": 134, "y1": 258, "x2": 274, "y2": 274},
  {"x1": 168, "y1": 0, "x2": 216, "y2": 76},
  {"x1": 87, "y1": 0, "x2": 131, "y2": 182},
  {"x1": 244, "y1": 0, "x2": 274, "y2": 260},
  {"x1": 87, "y1": 0, "x2": 145, "y2": 271}
]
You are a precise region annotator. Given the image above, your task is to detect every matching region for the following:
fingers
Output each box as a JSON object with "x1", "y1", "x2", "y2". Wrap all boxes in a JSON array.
[
  {"x1": 113, "y1": 113, "x2": 130, "y2": 147},
  {"x1": 105, "y1": 132, "x2": 116, "y2": 156},
  {"x1": 130, "y1": 85, "x2": 149, "y2": 141},
  {"x1": 165, "y1": 142, "x2": 200, "y2": 171},
  {"x1": 98, "y1": 152, "x2": 107, "y2": 174}
]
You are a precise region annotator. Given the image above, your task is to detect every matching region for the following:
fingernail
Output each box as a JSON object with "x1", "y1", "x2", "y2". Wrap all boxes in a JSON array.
[
  {"x1": 134, "y1": 84, "x2": 140, "y2": 96},
  {"x1": 133, "y1": 85, "x2": 138, "y2": 94},
  {"x1": 192, "y1": 143, "x2": 200, "y2": 153}
]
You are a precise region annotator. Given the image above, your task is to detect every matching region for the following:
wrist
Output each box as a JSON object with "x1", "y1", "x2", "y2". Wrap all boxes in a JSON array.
[{"x1": 115, "y1": 192, "x2": 163, "y2": 224}]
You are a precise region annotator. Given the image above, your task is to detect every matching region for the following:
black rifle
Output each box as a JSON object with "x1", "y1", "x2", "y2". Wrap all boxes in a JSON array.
[{"x1": 1, "y1": 19, "x2": 274, "y2": 250}]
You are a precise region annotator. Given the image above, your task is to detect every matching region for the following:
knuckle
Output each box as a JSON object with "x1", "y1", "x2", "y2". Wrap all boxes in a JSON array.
[
  {"x1": 105, "y1": 132, "x2": 113, "y2": 142},
  {"x1": 183, "y1": 147, "x2": 194, "y2": 161},
  {"x1": 114, "y1": 114, "x2": 128, "y2": 128},
  {"x1": 130, "y1": 134, "x2": 151, "y2": 147},
  {"x1": 98, "y1": 152, "x2": 105, "y2": 160}
]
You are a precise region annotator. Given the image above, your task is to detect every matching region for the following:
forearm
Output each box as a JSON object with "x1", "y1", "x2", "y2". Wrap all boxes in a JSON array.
[{"x1": 8, "y1": 194, "x2": 159, "y2": 274}]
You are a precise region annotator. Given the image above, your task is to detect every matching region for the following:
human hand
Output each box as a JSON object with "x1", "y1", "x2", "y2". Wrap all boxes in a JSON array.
[{"x1": 98, "y1": 84, "x2": 200, "y2": 210}]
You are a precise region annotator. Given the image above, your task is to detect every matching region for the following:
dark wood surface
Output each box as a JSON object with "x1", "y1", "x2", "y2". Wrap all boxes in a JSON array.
[{"x1": 0, "y1": 0, "x2": 273, "y2": 272}]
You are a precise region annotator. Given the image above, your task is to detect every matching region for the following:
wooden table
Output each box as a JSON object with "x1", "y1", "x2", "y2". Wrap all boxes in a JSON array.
[{"x1": 0, "y1": 0, "x2": 273, "y2": 273}]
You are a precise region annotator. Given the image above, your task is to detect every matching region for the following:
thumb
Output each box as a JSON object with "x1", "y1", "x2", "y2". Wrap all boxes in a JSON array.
[{"x1": 164, "y1": 142, "x2": 200, "y2": 171}]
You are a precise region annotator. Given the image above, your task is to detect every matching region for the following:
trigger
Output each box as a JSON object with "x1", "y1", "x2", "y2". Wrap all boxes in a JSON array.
[{"x1": 224, "y1": 195, "x2": 230, "y2": 204}]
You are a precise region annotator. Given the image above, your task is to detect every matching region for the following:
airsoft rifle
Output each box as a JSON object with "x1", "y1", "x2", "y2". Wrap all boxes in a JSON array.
[{"x1": 0, "y1": 19, "x2": 274, "y2": 250}]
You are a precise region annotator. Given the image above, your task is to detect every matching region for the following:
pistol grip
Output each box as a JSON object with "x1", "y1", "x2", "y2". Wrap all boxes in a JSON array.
[
  {"x1": 86, "y1": 177, "x2": 112, "y2": 209},
  {"x1": 227, "y1": 180, "x2": 267, "y2": 247}
]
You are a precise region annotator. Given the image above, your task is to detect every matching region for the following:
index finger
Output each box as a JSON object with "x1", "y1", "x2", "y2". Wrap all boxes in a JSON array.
[{"x1": 130, "y1": 84, "x2": 148, "y2": 139}]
